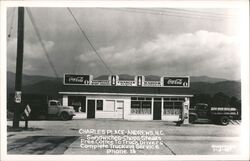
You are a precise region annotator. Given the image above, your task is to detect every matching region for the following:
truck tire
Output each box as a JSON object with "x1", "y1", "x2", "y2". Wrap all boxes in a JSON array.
[
  {"x1": 60, "y1": 112, "x2": 70, "y2": 121},
  {"x1": 220, "y1": 116, "x2": 229, "y2": 125}
]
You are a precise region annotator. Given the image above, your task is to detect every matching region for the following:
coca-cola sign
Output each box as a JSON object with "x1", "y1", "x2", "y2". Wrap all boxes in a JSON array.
[
  {"x1": 64, "y1": 74, "x2": 90, "y2": 85},
  {"x1": 163, "y1": 77, "x2": 189, "y2": 87}
]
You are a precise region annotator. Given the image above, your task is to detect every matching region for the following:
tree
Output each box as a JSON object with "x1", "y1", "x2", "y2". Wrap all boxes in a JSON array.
[
  {"x1": 212, "y1": 92, "x2": 230, "y2": 106},
  {"x1": 190, "y1": 94, "x2": 212, "y2": 107}
]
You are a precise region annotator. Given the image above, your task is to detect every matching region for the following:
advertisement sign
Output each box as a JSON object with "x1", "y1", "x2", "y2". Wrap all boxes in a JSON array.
[
  {"x1": 64, "y1": 74, "x2": 90, "y2": 85},
  {"x1": 117, "y1": 80, "x2": 136, "y2": 86},
  {"x1": 64, "y1": 74, "x2": 190, "y2": 88},
  {"x1": 137, "y1": 76, "x2": 143, "y2": 86},
  {"x1": 91, "y1": 80, "x2": 110, "y2": 86},
  {"x1": 163, "y1": 77, "x2": 190, "y2": 87},
  {"x1": 14, "y1": 91, "x2": 22, "y2": 103},
  {"x1": 111, "y1": 75, "x2": 117, "y2": 86},
  {"x1": 144, "y1": 81, "x2": 161, "y2": 87}
]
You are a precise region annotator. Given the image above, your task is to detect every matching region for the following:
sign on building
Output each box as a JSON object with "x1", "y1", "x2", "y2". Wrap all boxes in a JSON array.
[
  {"x1": 64, "y1": 74, "x2": 91, "y2": 85},
  {"x1": 110, "y1": 75, "x2": 117, "y2": 86},
  {"x1": 63, "y1": 74, "x2": 190, "y2": 88},
  {"x1": 137, "y1": 76, "x2": 143, "y2": 86},
  {"x1": 163, "y1": 77, "x2": 190, "y2": 87}
]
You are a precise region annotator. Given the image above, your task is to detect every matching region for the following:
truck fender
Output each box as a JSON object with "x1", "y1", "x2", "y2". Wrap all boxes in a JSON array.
[
  {"x1": 58, "y1": 110, "x2": 67, "y2": 117},
  {"x1": 189, "y1": 113, "x2": 198, "y2": 124}
]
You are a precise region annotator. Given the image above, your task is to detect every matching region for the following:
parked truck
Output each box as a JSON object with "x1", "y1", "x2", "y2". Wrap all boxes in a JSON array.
[
  {"x1": 189, "y1": 103, "x2": 240, "y2": 125},
  {"x1": 8, "y1": 94, "x2": 75, "y2": 121},
  {"x1": 44, "y1": 100, "x2": 75, "y2": 120}
]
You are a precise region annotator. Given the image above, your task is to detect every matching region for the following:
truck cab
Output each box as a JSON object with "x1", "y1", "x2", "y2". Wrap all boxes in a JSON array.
[
  {"x1": 193, "y1": 103, "x2": 209, "y2": 118},
  {"x1": 48, "y1": 100, "x2": 75, "y2": 120}
]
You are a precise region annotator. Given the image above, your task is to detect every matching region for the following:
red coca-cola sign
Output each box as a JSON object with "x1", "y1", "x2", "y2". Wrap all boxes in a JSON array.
[{"x1": 163, "y1": 77, "x2": 189, "y2": 87}]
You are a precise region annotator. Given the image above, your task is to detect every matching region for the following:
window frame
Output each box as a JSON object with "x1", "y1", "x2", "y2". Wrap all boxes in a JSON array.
[
  {"x1": 131, "y1": 97, "x2": 152, "y2": 114},
  {"x1": 96, "y1": 100, "x2": 103, "y2": 111},
  {"x1": 163, "y1": 97, "x2": 184, "y2": 115}
]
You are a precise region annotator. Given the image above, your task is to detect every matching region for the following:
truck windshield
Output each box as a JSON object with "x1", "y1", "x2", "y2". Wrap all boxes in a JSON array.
[
  {"x1": 50, "y1": 101, "x2": 61, "y2": 106},
  {"x1": 197, "y1": 105, "x2": 207, "y2": 110}
]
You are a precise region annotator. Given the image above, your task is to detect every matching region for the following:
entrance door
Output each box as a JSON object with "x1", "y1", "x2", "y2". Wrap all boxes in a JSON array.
[
  {"x1": 116, "y1": 101, "x2": 124, "y2": 119},
  {"x1": 87, "y1": 100, "x2": 95, "y2": 118},
  {"x1": 153, "y1": 99, "x2": 162, "y2": 120}
]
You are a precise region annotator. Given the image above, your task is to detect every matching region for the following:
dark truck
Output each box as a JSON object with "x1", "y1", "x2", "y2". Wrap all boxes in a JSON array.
[
  {"x1": 189, "y1": 103, "x2": 240, "y2": 125},
  {"x1": 8, "y1": 94, "x2": 75, "y2": 121}
]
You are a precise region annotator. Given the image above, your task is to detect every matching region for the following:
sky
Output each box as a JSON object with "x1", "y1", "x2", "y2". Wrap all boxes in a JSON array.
[{"x1": 6, "y1": 7, "x2": 241, "y2": 80}]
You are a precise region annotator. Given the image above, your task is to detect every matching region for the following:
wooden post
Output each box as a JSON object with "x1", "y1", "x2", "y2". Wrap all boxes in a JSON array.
[{"x1": 13, "y1": 7, "x2": 25, "y2": 128}]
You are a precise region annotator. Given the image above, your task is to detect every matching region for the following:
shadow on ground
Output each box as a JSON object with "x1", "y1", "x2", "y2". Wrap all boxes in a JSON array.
[
  {"x1": 7, "y1": 125, "x2": 43, "y2": 132},
  {"x1": 8, "y1": 136, "x2": 78, "y2": 154}
]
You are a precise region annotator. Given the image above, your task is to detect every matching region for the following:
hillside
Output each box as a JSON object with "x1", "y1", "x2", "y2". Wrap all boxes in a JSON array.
[
  {"x1": 7, "y1": 71, "x2": 241, "y2": 99},
  {"x1": 190, "y1": 81, "x2": 241, "y2": 99}
]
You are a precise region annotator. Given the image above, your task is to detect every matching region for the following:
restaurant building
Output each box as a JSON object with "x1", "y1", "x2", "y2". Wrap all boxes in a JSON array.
[{"x1": 59, "y1": 74, "x2": 193, "y2": 124}]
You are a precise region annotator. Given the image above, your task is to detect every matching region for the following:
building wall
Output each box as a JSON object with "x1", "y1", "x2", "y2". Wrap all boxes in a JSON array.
[
  {"x1": 62, "y1": 94, "x2": 190, "y2": 123},
  {"x1": 86, "y1": 95, "x2": 130, "y2": 119}
]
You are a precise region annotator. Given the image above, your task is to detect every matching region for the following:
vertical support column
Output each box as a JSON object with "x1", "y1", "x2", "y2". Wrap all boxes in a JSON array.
[
  {"x1": 161, "y1": 97, "x2": 164, "y2": 118},
  {"x1": 151, "y1": 98, "x2": 154, "y2": 120},
  {"x1": 183, "y1": 97, "x2": 190, "y2": 124},
  {"x1": 62, "y1": 95, "x2": 68, "y2": 106}
]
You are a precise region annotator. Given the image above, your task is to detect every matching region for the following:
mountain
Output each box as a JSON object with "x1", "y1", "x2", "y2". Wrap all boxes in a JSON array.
[
  {"x1": 7, "y1": 71, "x2": 58, "y2": 90},
  {"x1": 145, "y1": 75, "x2": 161, "y2": 81},
  {"x1": 190, "y1": 81, "x2": 241, "y2": 99},
  {"x1": 95, "y1": 74, "x2": 134, "y2": 80},
  {"x1": 6, "y1": 71, "x2": 241, "y2": 99},
  {"x1": 190, "y1": 75, "x2": 228, "y2": 83}
]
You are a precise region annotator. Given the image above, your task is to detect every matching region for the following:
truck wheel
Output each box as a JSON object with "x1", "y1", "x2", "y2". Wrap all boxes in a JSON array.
[
  {"x1": 220, "y1": 116, "x2": 229, "y2": 125},
  {"x1": 60, "y1": 112, "x2": 70, "y2": 121}
]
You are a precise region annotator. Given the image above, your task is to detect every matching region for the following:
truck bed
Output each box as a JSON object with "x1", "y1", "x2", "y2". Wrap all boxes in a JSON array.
[{"x1": 210, "y1": 107, "x2": 238, "y2": 116}]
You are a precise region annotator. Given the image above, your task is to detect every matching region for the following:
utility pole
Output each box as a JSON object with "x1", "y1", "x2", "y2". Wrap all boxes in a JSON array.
[{"x1": 13, "y1": 7, "x2": 24, "y2": 128}]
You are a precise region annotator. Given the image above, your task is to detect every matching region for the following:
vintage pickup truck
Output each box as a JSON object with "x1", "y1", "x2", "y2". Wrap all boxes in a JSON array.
[
  {"x1": 189, "y1": 103, "x2": 239, "y2": 125},
  {"x1": 9, "y1": 94, "x2": 75, "y2": 120}
]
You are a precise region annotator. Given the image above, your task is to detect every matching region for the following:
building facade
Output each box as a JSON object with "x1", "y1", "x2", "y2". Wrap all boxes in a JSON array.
[{"x1": 59, "y1": 75, "x2": 193, "y2": 124}]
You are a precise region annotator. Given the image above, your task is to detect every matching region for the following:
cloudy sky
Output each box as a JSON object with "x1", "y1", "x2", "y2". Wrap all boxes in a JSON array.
[{"x1": 7, "y1": 7, "x2": 241, "y2": 80}]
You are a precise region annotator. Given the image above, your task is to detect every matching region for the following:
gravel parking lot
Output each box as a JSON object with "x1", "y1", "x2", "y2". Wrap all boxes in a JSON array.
[{"x1": 7, "y1": 118, "x2": 241, "y2": 155}]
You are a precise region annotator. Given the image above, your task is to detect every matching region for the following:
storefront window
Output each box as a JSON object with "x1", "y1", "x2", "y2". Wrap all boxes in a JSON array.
[
  {"x1": 96, "y1": 100, "x2": 103, "y2": 110},
  {"x1": 131, "y1": 97, "x2": 151, "y2": 114},
  {"x1": 68, "y1": 96, "x2": 86, "y2": 112},
  {"x1": 163, "y1": 99, "x2": 183, "y2": 115},
  {"x1": 104, "y1": 100, "x2": 115, "y2": 112}
]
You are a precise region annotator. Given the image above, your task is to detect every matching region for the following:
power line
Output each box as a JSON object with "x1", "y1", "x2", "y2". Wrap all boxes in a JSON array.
[
  {"x1": 164, "y1": 8, "x2": 237, "y2": 17},
  {"x1": 119, "y1": 8, "x2": 231, "y2": 21},
  {"x1": 99, "y1": 8, "x2": 234, "y2": 22},
  {"x1": 25, "y1": 8, "x2": 60, "y2": 81},
  {"x1": 133, "y1": 8, "x2": 236, "y2": 19},
  {"x1": 67, "y1": 7, "x2": 113, "y2": 75}
]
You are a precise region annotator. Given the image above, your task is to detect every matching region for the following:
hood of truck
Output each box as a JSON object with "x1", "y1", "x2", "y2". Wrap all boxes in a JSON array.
[{"x1": 59, "y1": 106, "x2": 74, "y2": 110}]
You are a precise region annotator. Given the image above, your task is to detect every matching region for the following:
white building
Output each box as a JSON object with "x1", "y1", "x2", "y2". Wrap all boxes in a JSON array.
[{"x1": 59, "y1": 75, "x2": 193, "y2": 124}]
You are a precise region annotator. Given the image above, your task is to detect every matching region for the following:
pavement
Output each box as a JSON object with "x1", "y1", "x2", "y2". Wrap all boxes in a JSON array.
[{"x1": 6, "y1": 114, "x2": 241, "y2": 155}]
